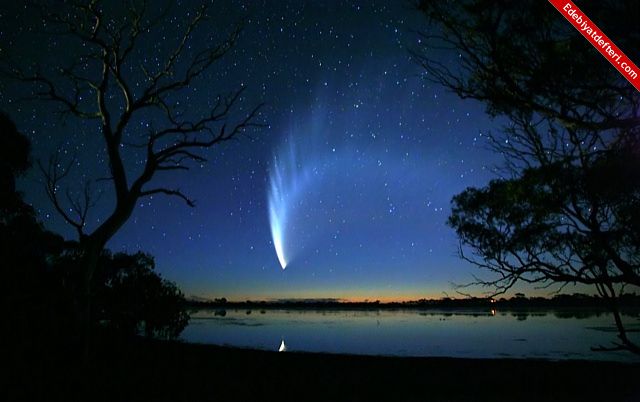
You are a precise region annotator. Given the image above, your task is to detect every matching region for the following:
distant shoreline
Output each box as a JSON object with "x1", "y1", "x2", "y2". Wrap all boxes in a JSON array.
[{"x1": 186, "y1": 293, "x2": 640, "y2": 311}]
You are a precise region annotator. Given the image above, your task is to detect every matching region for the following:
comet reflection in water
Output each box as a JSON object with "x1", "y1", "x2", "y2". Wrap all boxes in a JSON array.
[{"x1": 267, "y1": 138, "x2": 315, "y2": 270}]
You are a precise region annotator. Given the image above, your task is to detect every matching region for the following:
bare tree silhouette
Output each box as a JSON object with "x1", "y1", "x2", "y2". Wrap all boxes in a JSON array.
[{"x1": 3, "y1": 0, "x2": 263, "y2": 350}]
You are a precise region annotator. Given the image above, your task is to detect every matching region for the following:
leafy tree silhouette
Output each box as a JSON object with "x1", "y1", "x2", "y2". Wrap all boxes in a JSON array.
[
  {"x1": 1, "y1": 112, "x2": 68, "y2": 348},
  {"x1": 415, "y1": 0, "x2": 640, "y2": 353}
]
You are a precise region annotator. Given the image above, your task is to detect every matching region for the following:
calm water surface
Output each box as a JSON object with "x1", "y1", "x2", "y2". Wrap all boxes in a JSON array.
[{"x1": 182, "y1": 308, "x2": 640, "y2": 362}]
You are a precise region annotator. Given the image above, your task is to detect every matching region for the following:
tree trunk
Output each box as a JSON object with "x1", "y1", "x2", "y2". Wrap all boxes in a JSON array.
[{"x1": 79, "y1": 237, "x2": 105, "y2": 360}]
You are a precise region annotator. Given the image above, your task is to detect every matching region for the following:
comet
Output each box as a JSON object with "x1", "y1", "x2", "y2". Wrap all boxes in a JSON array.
[
  {"x1": 267, "y1": 132, "x2": 323, "y2": 270},
  {"x1": 268, "y1": 161, "x2": 289, "y2": 269},
  {"x1": 267, "y1": 138, "x2": 306, "y2": 270}
]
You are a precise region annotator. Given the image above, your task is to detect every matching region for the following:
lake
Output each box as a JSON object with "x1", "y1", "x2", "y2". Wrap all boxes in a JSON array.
[{"x1": 182, "y1": 308, "x2": 640, "y2": 362}]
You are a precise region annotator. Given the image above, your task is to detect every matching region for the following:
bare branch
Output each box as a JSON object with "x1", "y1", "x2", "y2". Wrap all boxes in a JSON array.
[
  {"x1": 5, "y1": 0, "x2": 264, "y2": 290},
  {"x1": 8, "y1": 68, "x2": 101, "y2": 119},
  {"x1": 140, "y1": 188, "x2": 195, "y2": 207},
  {"x1": 37, "y1": 153, "x2": 85, "y2": 237}
]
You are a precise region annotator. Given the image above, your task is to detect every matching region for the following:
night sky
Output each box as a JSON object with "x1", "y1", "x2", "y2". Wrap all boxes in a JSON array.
[{"x1": 0, "y1": 1, "x2": 515, "y2": 301}]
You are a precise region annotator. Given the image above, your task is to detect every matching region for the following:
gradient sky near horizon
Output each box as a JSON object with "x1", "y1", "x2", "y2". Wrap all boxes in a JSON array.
[{"x1": 0, "y1": 0, "x2": 542, "y2": 301}]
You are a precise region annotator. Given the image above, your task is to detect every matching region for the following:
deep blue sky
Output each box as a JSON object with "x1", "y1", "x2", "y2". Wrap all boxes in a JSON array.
[{"x1": 0, "y1": 0, "x2": 532, "y2": 301}]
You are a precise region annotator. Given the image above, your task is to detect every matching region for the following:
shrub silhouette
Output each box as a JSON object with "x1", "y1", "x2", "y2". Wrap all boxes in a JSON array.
[{"x1": 93, "y1": 251, "x2": 190, "y2": 340}]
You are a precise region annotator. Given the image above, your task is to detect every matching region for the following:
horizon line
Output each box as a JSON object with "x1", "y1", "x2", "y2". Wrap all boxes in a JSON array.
[{"x1": 187, "y1": 292, "x2": 607, "y2": 304}]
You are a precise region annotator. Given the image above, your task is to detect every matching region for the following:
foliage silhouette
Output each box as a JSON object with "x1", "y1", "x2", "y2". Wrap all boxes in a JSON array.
[
  {"x1": 2, "y1": 112, "x2": 189, "y2": 359},
  {"x1": 1, "y1": 111, "x2": 77, "y2": 360},
  {"x1": 93, "y1": 251, "x2": 190, "y2": 340},
  {"x1": 416, "y1": 0, "x2": 640, "y2": 353}
]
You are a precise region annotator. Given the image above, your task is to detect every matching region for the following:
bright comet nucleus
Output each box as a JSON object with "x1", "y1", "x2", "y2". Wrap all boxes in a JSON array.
[{"x1": 269, "y1": 200, "x2": 288, "y2": 269}]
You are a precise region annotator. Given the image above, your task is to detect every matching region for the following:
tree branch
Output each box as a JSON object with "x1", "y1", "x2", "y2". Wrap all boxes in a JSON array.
[{"x1": 140, "y1": 188, "x2": 195, "y2": 207}]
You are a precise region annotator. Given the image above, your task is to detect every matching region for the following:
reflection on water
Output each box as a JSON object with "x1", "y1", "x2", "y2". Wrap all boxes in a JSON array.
[{"x1": 182, "y1": 308, "x2": 640, "y2": 362}]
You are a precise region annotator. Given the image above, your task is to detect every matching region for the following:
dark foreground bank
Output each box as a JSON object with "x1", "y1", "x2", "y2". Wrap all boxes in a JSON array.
[{"x1": 7, "y1": 338, "x2": 640, "y2": 402}]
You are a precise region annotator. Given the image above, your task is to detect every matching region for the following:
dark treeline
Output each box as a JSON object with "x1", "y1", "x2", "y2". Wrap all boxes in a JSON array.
[{"x1": 186, "y1": 293, "x2": 640, "y2": 311}]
